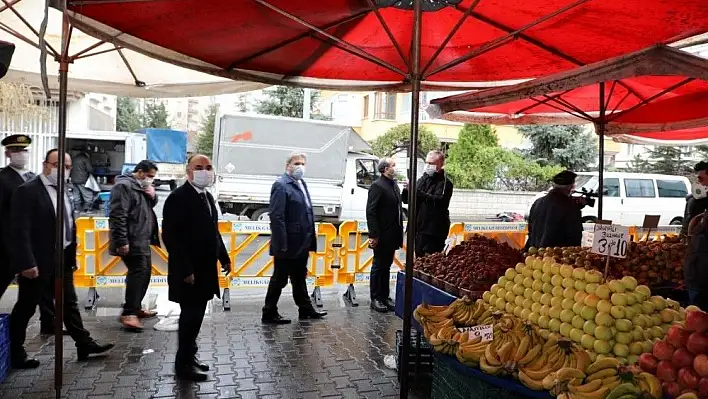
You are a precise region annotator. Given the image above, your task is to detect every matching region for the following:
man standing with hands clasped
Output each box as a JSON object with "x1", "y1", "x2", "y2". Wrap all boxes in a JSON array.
[
  {"x1": 262, "y1": 152, "x2": 327, "y2": 324},
  {"x1": 366, "y1": 158, "x2": 404, "y2": 313},
  {"x1": 109, "y1": 160, "x2": 161, "y2": 331},
  {"x1": 163, "y1": 154, "x2": 231, "y2": 381}
]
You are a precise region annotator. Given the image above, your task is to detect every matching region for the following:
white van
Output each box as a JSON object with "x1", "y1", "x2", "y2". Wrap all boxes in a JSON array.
[{"x1": 528, "y1": 172, "x2": 690, "y2": 226}]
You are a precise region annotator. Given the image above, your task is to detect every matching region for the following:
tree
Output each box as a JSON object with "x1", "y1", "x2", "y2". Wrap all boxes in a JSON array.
[
  {"x1": 458, "y1": 123, "x2": 498, "y2": 147},
  {"x1": 196, "y1": 103, "x2": 219, "y2": 157},
  {"x1": 518, "y1": 125, "x2": 597, "y2": 170},
  {"x1": 369, "y1": 123, "x2": 439, "y2": 157},
  {"x1": 643, "y1": 146, "x2": 692, "y2": 175},
  {"x1": 141, "y1": 100, "x2": 171, "y2": 128},
  {"x1": 255, "y1": 86, "x2": 331, "y2": 120},
  {"x1": 627, "y1": 154, "x2": 650, "y2": 173},
  {"x1": 496, "y1": 151, "x2": 563, "y2": 191},
  {"x1": 696, "y1": 145, "x2": 708, "y2": 161},
  {"x1": 116, "y1": 97, "x2": 142, "y2": 132}
]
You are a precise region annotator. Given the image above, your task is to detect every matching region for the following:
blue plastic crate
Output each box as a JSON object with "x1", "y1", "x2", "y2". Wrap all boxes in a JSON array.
[{"x1": 0, "y1": 313, "x2": 9, "y2": 384}]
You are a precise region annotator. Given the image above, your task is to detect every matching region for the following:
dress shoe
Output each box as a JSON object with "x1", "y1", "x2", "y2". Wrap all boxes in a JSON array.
[
  {"x1": 192, "y1": 357, "x2": 209, "y2": 372},
  {"x1": 11, "y1": 355, "x2": 39, "y2": 369},
  {"x1": 299, "y1": 309, "x2": 327, "y2": 320},
  {"x1": 384, "y1": 298, "x2": 396, "y2": 311},
  {"x1": 370, "y1": 299, "x2": 389, "y2": 313},
  {"x1": 175, "y1": 367, "x2": 208, "y2": 382},
  {"x1": 119, "y1": 315, "x2": 143, "y2": 331},
  {"x1": 77, "y1": 341, "x2": 115, "y2": 360},
  {"x1": 261, "y1": 313, "x2": 291, "y2": 324},
  {"x1": 137, "y1": 309, "x2": 158, "y2": 319}
]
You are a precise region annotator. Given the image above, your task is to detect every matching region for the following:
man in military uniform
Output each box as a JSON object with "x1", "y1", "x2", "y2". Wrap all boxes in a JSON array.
[
  {"x1": 525, "y1": 170, "x2": 583, "y2": 250},
  {"x1": 0, "y1": 135, "x2": 57, "y2": 334}
]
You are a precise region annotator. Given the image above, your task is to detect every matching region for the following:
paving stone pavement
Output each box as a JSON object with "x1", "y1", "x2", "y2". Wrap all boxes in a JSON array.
[{"x1": 0, "y1": 288, "x2": 429, "y2": 399}]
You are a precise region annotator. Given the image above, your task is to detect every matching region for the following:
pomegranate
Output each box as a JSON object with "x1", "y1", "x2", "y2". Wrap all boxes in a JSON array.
[
  {"x1": 695, "y1": 354, "x2": 708, "y2": 377},
  {"x1": 639, "y1": 353, "x2": 660, "y2": 374},
  {"x1": 663, "y1": 381, "x2": 681, "y2": 398},
  {"x1": 685, "y1": 310, "x2": 708, "y2": 333},
  {"x1": 679, "y1": 367, "x2": 700, "y2": 390},
  {"x1": 672, "y1": 348, "x2": 696, "y2": 369},
  {"x1": 687, "y1": 332, "x2": 708, "y2": 355},
  {"x1": 699, "y1": 377, "x2": 708, "y2": 398},
  {"x1": 657, "y1": 360, "x2": 679, "y2": 382},
  {"x1": 667, "y1": 326, "x2": 692, "y2": 349},
  {"x1": 654, "y1": 340, "x2": 677, "y2": 361}
]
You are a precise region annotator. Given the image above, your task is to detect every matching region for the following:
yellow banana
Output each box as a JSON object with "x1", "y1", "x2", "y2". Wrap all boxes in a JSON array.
[
  {"x1": 518, "y1": 344, "x2": 542, "y2": 366},
  {"x1": 514, "y1": 336, "x2": 530, "y2": 362},
  {"x1": 568, "y1": 388, "x2": 611, "y2": 399},
  {"x1": 524, "y1": 352, "x2": 549, "y2": 371},
  {"x1": 586, "y1": 367, "x2": 617, "y2": 382},
  {"x1": 569, "y1": 379, "x2": 603, "y2": 394},
  {"x1": 586, "y1": 357, "x2": 621, "y2": 375},
  {"x1": 556, "y1": 367, "x2": 586, "y2": 382},
  {"x1": 542, "y1": 372, "x2": 558, "y2": 391},
  {"x1": 676, "y1": 393, "x2": 698, "y2": 399},
  {"x1": 497, "y1": 341, "x2": 515, "y2": 362},
  {"x1": 639, "y1": 372, "x2": 662, "y2": 399},
  {"x1": 485, "y1": 344, "x2": 502, "y2": 366},
  {"x1": 605, "y1": 383, "x2": 640, "y2": 399},
  {"x1": 518, "y1": 370, "x2": 545, "y2": 391},
  {"x1": 480, "y1": 355, "x2": 503, "y2": 375},
  {"x1": 573, "y1": 349, "x2": 591, "y2": 373},
  {"x1": 523, "y1": 366, "x2": 554, "y2": 381},
  {"x1": 600, "y1": 376, "x2": 621, "y2": 391}
]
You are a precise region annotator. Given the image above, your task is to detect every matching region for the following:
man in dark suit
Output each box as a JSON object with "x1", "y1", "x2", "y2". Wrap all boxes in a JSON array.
[
  {"x1": 262, "y1": 152, "x2": 327, "y2": 324},
  {"x1": 9, "y1": 149, "x2": 113, "y2": 369},
  {"x1": 163, "y1": 154, "x2": 231, "y2": 381},
  {"x1": 366, "y1": 158, "x2": 404, "y2": 313}
]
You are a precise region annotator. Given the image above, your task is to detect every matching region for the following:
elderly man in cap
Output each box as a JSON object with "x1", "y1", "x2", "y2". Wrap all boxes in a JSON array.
[
  {"x1": 525, "y1": 170, "x2": 583, "y2": 250},
  {"x1": 0, "y1": 135, "x2": 57, "y2": 334}
]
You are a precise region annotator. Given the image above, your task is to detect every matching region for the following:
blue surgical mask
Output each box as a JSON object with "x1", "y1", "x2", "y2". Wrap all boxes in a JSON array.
[{"x1": 291, "y1": 165, "x2": 305, "y2": 180}]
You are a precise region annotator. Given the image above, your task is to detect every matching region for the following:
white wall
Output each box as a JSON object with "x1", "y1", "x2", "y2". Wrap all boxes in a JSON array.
[{"x1": 448, "y1": 189, "x2": 539, "y2": 220}]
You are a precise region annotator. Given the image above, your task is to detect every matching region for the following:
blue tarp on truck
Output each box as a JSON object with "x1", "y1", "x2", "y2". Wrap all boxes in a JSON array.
[{"x1": 137, "y1": 128, "x2": 188, "y2": 164}]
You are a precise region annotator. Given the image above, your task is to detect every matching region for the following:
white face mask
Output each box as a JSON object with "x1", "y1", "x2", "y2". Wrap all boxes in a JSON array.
[
  {"x1": 693, "y1": 183, "x2": 708, "y2": 200},
  {"x1": 140, "y1": 177, "x2": 153, "y2": 188},
  {"x1": 47, "y1": 167, "x2": 69, "y2": 185},
  {"x1": 192, "y1": 169, "x2": 214, "y2": 189},
  {"x1": 291, "y1": 165, "x2": 305, "y2": 180},
  {"x1": 425, "y1": 164, "x2": 437, "y2": 176},
  {"x1": 9, "y1": 152, "x2": 29, "y2": 168}
]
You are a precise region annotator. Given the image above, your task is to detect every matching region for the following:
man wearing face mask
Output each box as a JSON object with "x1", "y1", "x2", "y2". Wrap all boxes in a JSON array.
[
  {"x1": 402, "y1": 150, "x2": 454, "y2": 257},
  {"x1": 70, "y1": 147, "x2": 94, "y2": 213},
  {"x1": 8, "y1": 149, "x2": 114, "y2": 369},
  {"x1": 366, "y1": 158, "x2": 404, "y2": 313},
  {"x1": 681, "y1": 161, "x2": 708, "y2": 240},
  {"x1": 262, "y1": 152, "x2": 327, "y2": 324},
  {"x1": 108, "y1": 160, "x2": 161, "y2": 331},
  {"x1": 163, "y1": 154, "x2": 231, "y2": 381}
]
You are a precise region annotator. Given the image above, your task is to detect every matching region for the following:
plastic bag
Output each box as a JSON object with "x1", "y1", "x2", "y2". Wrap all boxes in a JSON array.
[
  {"x1": 153, "y1": 310, "x2": 179, "y2": 332},
  {"x1": 383, "y1": 354, "x2": 397, "y2": 370}
]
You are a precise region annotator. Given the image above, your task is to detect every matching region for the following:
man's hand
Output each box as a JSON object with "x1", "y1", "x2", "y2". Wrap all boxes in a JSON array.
[
  {"x1": 21, "y1": 266, "x2": 39, "y2": 279},
  {"x1": 144, "y1": 186, "x2": 156, "y2": 198},
  {"x1": 368, "y1": 238, "x2": 378, "y2": 249},
  {"x1": 403, "y1": 179, "x2": 409, "y2": 189},
  {"x1": 221, "y1": 263, "x2": 232, "y2": 275},
  {"x1": 117, "y1": 245, "x2": 129, "y2": 256},
  {"x1": 184, "y1": 274, "x2": 194, "y2": 284}
]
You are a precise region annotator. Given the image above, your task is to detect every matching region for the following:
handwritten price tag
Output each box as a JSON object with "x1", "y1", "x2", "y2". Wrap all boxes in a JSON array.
[
  {"x1": 591, "y1": 224, "x2": 629, "y2": 259},
  {"x1": 458, "y1": 325, "x2": 493, "y2": 342}
]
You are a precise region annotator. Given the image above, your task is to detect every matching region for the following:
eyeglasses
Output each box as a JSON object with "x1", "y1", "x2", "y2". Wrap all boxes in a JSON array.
[{"x1": 46, "y1": 161, "x2": 72, "y2": 170}]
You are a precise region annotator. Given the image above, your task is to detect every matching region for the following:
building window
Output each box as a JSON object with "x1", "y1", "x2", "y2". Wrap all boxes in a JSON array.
[{"x1": 374, "y1": 92, "x2": 396, "y2": 120}]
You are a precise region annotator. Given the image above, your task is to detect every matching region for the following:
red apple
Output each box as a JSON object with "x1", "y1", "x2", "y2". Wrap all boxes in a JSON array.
[
  {"x1": 699, "y1": 378, "x2": 708, "y2": 398},
  {"x1": 687, "y1": 332, "x2": 708, "y2": 355},
  {"x1": 686, "y1": 310, "x2": 708, "y2": 333},
  {"x1": 695, "y1": 354, "x2": 708, "y2": 377},
  {"x1": 668, "y1": 326, "x2": 693, "y2": 349},
  {"x1": 679, "y1": 367, "x2": 700, "y2": 390},
  {"x1": 663, "y1": 381, "x2": 681, "y2": 398},
  {"x1": 673, "y1": 348, "x2": 696, "y2": 369},
  {"x1": 639, "y1": 353, "x2": 660, "y2": 374},
  {"x1": 657, "y1": 360, "x2": 679, "y2": 382},
  {"x1": 655, "y1": 340, "x2": 677, "y2": 361}
]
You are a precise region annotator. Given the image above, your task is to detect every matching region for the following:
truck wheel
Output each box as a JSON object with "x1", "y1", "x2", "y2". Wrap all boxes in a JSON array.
[
  {"x1": 670, "y1": 217, "x2": 683, "y2": 226},
  {"x1": 169, "y1": 181, "x2": 177, "y2": 191},
  {"x1": 250, "y1": 208, "x2": 270, "y2": 221},
  {"x1": 581, "y1": 216, "x2": 597, "y2": 224}
]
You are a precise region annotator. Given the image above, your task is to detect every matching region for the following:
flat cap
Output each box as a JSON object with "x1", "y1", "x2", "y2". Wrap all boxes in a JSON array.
[
  {"x1": 552, "y1": 170, "x2": 577, "y2": 186},
  {"x1": 1, "y1": 134, "x2": 31, "y2": 149}
]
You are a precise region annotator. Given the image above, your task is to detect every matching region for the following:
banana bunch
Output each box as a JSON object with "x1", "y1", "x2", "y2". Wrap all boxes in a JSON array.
[
  {"x1": 420, "y1": 317, "x2": 455, "y2": 340},
  {"x1": 480, "y1": 340, "x2": 516, "y2": 376},
  {"x1": 478, "y1": 311, "x2": 517, "y2": 336},
  {"x1": 517, "y1": 338, "x2": 589, "y2": 391},
  {"x1": 450, "y1": 297, "x2": 488, "y2": 327},
  {"x1": 506, "y1": 333, "x2": 543, "y2": 374},
  {"x1": 428, "y1": 324, "x2": 461, "y2": 355},
  {"x1": 635, "y1": 372, "x2": 661, "y2": 399},
  {"x1": 603, "y1": 383, "x2": 641, "y2": 399},
  {"x1": 414, "y1": 302, "x2": 454, "y2": 323},
  {"x1": 456, "y1": 334, "x2": 488, "y2": 366},
  {"x1": 542, "y1": 368, "x2": 587, "y2": 396}
]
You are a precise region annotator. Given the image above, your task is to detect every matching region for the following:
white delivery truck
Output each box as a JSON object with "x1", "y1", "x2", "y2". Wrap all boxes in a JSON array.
[{"x1": 212, "y1": 113, "x2": 395, "y2": 223}]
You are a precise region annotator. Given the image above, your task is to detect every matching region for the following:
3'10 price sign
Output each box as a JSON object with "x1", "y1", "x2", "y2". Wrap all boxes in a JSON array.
[{"x1": 591, "y1": 224, "x2": 630, "y2": 259}]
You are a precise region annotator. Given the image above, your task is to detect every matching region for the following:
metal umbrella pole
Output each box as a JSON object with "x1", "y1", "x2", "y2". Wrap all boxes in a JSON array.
[
  {"x1": 597, "y1": 82, "x2": 606, "y2": 220},
  {"x1": 54, "y1": 2, "x2": 70, "y2": 396},
  {"x1": 399, "y1": 0, "x2": 422, "y2": 397}
]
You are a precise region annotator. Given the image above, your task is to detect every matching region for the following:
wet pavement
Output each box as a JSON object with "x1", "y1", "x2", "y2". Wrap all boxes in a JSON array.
[{"x1": 0, "y1": 286, "x2": 426, "y2": 399}]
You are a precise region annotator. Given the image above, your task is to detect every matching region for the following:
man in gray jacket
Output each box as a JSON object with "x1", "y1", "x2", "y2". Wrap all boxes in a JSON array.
[
  {"x1": 108, "y1": 160, "x2": 161, "y2": 331},
  {"x1": 70, "y1": 149, "x2": 94, "y2": 213}
]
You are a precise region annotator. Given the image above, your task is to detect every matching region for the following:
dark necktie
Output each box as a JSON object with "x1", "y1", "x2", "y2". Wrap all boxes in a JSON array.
[
  {"x1": 22, "y1": 171, "x2": 34, "y2": 182},
  {"x1": 199, "y1": 193, "x2": 212, "y2": 216},
  {"x1": 50, "y1": 185, "x2": 72, "y2": 242}
]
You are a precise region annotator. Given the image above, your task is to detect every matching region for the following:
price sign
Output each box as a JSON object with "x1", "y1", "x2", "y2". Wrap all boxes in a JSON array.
[
  {"x1": 458, "y1": 325, "x2": 493, "y2": 342},
  {"x1": 591, "y1": 224, "x2": 630, "y2": 259}
]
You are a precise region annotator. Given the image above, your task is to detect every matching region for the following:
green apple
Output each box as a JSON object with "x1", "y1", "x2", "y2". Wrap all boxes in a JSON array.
[
  {"x1": 495, "y1": 297, "x2": 506, "y2": 309},
  {"x1": 595, "y1": 312, "x2": 614, "y2": 327},
  {"x1": 550, "y1": 264, "x2": 561, "y2": 275},
  {"x1": 553, "y1": 286, "x2": 566, "y2": 298},
  {"x1": 649, "y1": 296, "x2": 666, "y2": 311},
  {"x1": 505, "y1": 268, "x2": 517, "y2": 280},
  {"x1": 540, "y1": 293, "x2": 553, "y2": 306},
  {"x1": 559, "y1": 265, "x2": 574, "y2": 278},
  {"x1": 629, "y1": 342, "x2": 643, "y2": 355},
  {"x1": 613, "y1": 343, "x2": 630, "y2": 357},
  {"x1": 573, "y1": 302, "x2": 584, "y2": 315},
  {"x1": 574, "y1": 280, "x2": 587, "y2": 292},
  {"x1": 515, "y1": 296, "x2": 525, "y2": 307},
  {"x1": 497, "y1": 287, "x2": 508, "y2": 298},
  {"x1": 532, "y1": 280, "x2": 544, "y2": 292},
  {"x1": 585, "y1": 283, "x2": 598, "y2": 295},
  {"x1": 574, "y1": 291, "x2": 587, "y2": 304},
  {"x1": 520, "y1": 308, "x2": 531, "y2": 320},
  {"x1": 643, "y1": 329, "x2": 652, "y2": 341},
  {"x1": 594, "y1": 339, "x2": 611, "y2": 355},
  {"x1": 517, "y1": 262, "x2": 526, "y2": 272},
  {"x1": 564, "y1": 287, "x2": 578, "y2": 300},
  {"x1": 560, "y1": 309, "x2": 575, "y2": 323},
  {"x1": 569, "y1": 328, "x2": 584, "y2": 343},
  {"x1": 572, "y1": 267, "x2": 586, "y2": 281},
  {"x1": 514, "y1": 306, "x2": 524, "y2": 318},
  {"x1": 551, "y1": 275, "x2": 564, "y2": 287},
  {"x1": 650, "y1": 314, "x2": 663, "y2": 327},
  {"x1": 505, "y1": 281, "x2": 515, "y2": 292},
  {"x1": 627, "y1": 354, "x2": 639, "y2": 365},
  {"x1": 624, "y1": 306, "x2": 637, "y2": 320},
  {"x1": 505, "y1": 291, "x2": 516, "y2": 303},
  {"x1": 610, "y1": 305, "x2": 626, "y2": 319},
  {"x1": 597, "y1": 300, "x2": 613, "y2": 314},
  {"x1": 581, "y1": 334, "x2": 596, "y2": 350},
  {"x1": 560, "y1": 322, "x2": 573, "y2": 337},
  {"x1": 523, "y1": 277, "x2": 534, "y2": 288},
  {"x1": 488, "y1": 294, "x2": 498, "y2": 305},
  {"x1": 491, "y1": 284, "x2": 501, "y2": 295},
  {"x1": 532, "y1": 291, "x2": 543, "y2": 303},
  {"x1": 562, "y1": 298, "x2": 575, "y2": 311},
  {"x1": 549, "y1": 318, "x2": 562, "y2": 333},
  {"x1": 594, "y1": 325, "x2": 613, "y2": 341},
  {"x1": 523, "y1": 299, "x2": 534, "y2": 310},
  {"x1": 642, "y1": 340, "x2": 653, "y2": 353},
  {"x1": 540, "y1": 305, "x2": 550, "y2": 317},
  {"x1": 572, "y1": 315, "x2": 585, "y2": 329},
  {"x1": 661, "y1": 323, "x2": 672, "y2": 334},
  {"x1": 483, "y1": 291, "x2": 492, "y2": 303},
  {"x1": 506, "y1": 302, "x2": 515, "y2": 313},
  {"x1": 529, "y1": 312, "x2": 541, "y2": 324},
  {"x1": 625, "y1": 292, "x2": 638, "y2": 306},
  {"x1": 531, "y1": 302, "x2": 542, "y2": 313},
  {"x1": 581, "y1": 306, "x2": 598, "y2": 321},
  {"x1": 562, "y1": 277, "x2": 576, "y2": 289},
  {"x1": 615, "y1": 332, "x2": 632, "y2": 345},
  {"x1": 611, "y1": 293, "x2": 628, "y2": 307},
  {"x1": 533, "y1": 258, "x2": 544, "y2": 270},
  {"x1": 512, "y1": 284, "x2": 525, "y2": 296},
  {"x1": 551, "y1": 296, "x2": 564, "y2": 308},
  {"x1": 584, "y1": 294, "x2": 601, "y2": 308},
  {"x1": 608, "y1": 280, "x2": 627, "y2": 293},
  {"x1": 635, "y1": 285, "x2": 651, "y2": 300},
  {"x1": 583, "y1": 320, "x2": 597, "y2": 335},
  {"x1": 615, "y1": 319, "x2": 633, "y2": 332},
  {"x1": 542, "y1": 263, "x2": 552, "y2": 274},
  {"x1": 532, "y1": 270, "x2": 544, "y2": 281},
  {"x1": 631, "y1": 314, "x2": 646, "y2": 328},
  {"x1": 514, "y1": 274, "x2": 525, "y2": 285},
  {"x1": 542, "y1": 273, "x2": 552, "y2": 284},
  {"x1": 631, "y1": 326, "x2": 644, "y2": 341},
  {"x1": 660, "y1": 309, "x2": 676, "y2": 323},
  {"x1": 641, "y1": 301, "x2": 656, "y2": 314},
  {"x1": 621, "y1": 276, "x2": 638, "y2": 291},
  {"x1": 522, "y1": 267, "x2": 534, "y2": 277},
  {"x1": 596, "y1": 284, "x2": 611, "y2": 300},
  {"x1": 585, "y1": 270, "x2": 603, "y2": 283},
  {"x1": 524, "y1": 288, "x2": 534, "y2": 299},
  {"x1": 537, "y1": 315, "x2": 550, "y2": 329},
  {"x1": 538, "y1": 328, "x2": 551, "y2": 339},
  {"x1": 550, "y1": 306, "x2": 563, "y2": 320}
]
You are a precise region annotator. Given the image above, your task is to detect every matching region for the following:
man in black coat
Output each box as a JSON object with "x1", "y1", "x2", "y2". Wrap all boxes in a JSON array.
[
  {"x1": 162, "y1": 154, "x2": 231, "y2": 381},
  {"x1": 109, "y1": 160, "x2": 161, "y2": 331},
  {"x1": 0, "y1": 135, "x2": 56, "y2": 334},
  {"x1": 681, "y1": 161, "x2": 708, "y2": 239},
  {"x1": 366, "y1": 157, "x2": 404, "y2": 313},
  {"x1": 8, "y1": 149, "x2": 113, "y2": 369},
  {"x1": 402, "y1": 150, "x2": 453, "y2": 257},
  {"x1": 525, "y1": 170, "x2": 583, "y2": 250},
  {"x1": 262, "y1": 152, "x2": 327, "y2": 324}
]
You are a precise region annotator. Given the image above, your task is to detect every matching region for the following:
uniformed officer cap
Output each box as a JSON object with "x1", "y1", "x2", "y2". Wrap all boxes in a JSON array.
[
  {"x1": 1, "y1": 134, "x2": 31, "y2": 149},
  {"x1": 552, "y1": 170, "x2": 577, "y2": 185}
]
